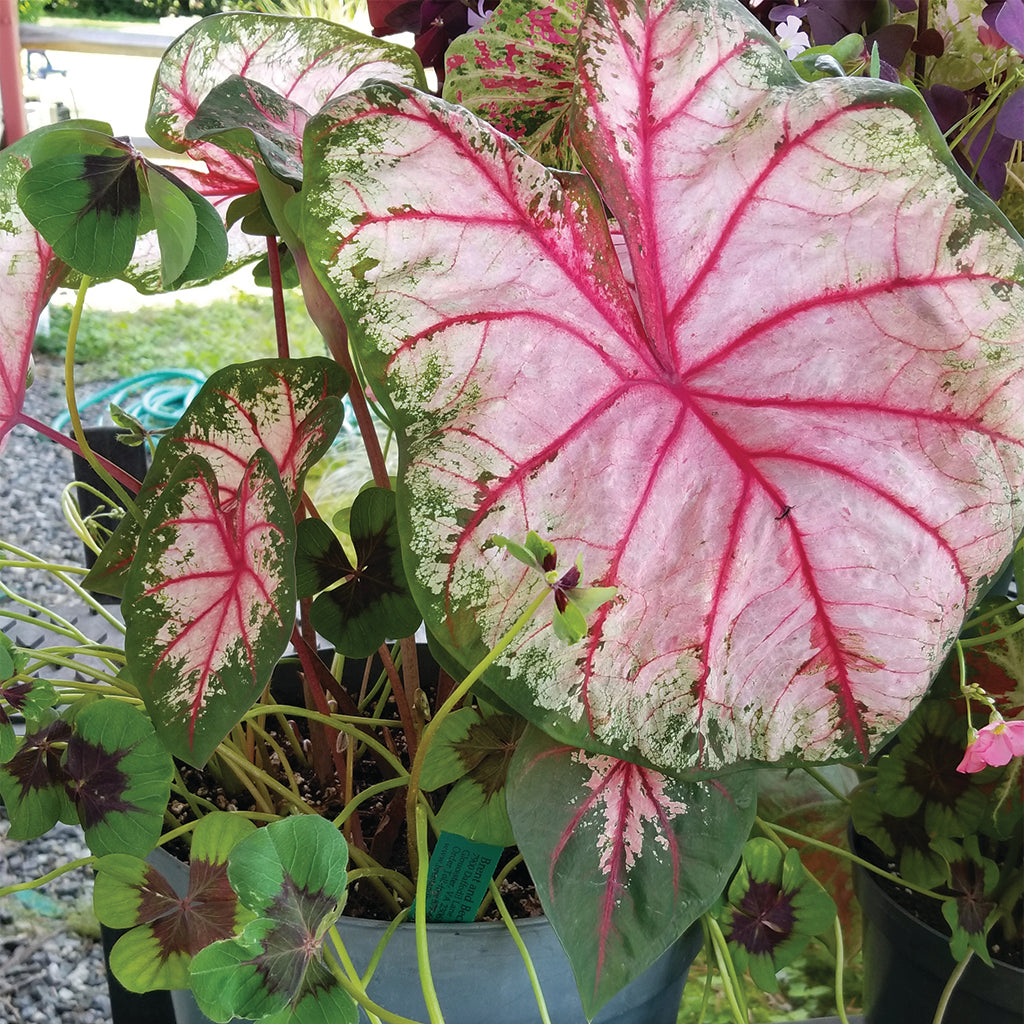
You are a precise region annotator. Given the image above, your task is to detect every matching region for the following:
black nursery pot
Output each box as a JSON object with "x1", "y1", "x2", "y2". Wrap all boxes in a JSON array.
[
  {"x1": 70, "y1": 426, "x2": 149, "y2": 604},
  {"x1": 853, "y1": 850, "x2": 1023, "y2": 1024}
]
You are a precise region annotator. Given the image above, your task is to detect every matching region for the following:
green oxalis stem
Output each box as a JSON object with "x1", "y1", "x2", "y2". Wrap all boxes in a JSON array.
[
  {"x1": 414, "y1": 803, "x2": 444, "y2": 1024},
  {"x1": 63, "y1": 277, "x2": 145, "y2": 527},
  {"x1": 756, "y1": 818, "x2": 955, "y2": 903},
  {"x1": 0, "y1": 856, "x2": 95, "y2": 898},
  {"x1": 403, "y1": 587, "x2": 552, "y2": 875},
  {"x1": 702, "y1": 913, "x2": 748, "y2": 1024}
]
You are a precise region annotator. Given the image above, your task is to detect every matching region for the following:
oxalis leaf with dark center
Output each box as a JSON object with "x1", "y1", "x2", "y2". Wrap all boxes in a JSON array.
[
  {"x1": 302, "y1": 0, "x2": 1024, "y2": 774},
  {"x1": 721, "y1": 838, "x2": 837, "y2": 993},
  {"x1": 190, "y1": 816, "x2": 357, "y2": 1024},
  {"x1": 93, "y1": 812, "x2": 257, "y2": 992},
  {"x1": 0, "y1": 701, "x2": 173, "y2": 857},
  {"x1": 295, "y1": 486, "x2": 423, "y2": 658}
]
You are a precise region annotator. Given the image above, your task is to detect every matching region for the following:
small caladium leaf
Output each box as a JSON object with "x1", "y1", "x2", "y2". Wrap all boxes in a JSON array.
[
  {"x1": 506, "y1": 725, "x2": 755, "y2": 1016},
  {"x1": 442, "y1": 0, "x2": 584, "y2": 169},
  {"x1": 720, "y1": 838, "x2": 837, "y2": 993},
  {"x1": 86, "y1": 357, "x2": 346, "y2": 597},
  {"x1": 147, "y1": 10, "x2": 427, "y2": 203},
  {"x1": 94, "y1": 811, "x2": 257, "y2": 991},
  {"x1": 186, "y1": 75, "x2": 309, "y2": 188},
  {"x1": 420, "y1": 705, "x2": 525, "y2": 846},
  {"x1": 296, "y1": 486, "x2": 423, "y2": 658},
  {"x1": 190, "y1": 815, "x2": 357, "y2": 1024},
  {"x1": 124, "y1": 450, "x2": 297, "y2": 767},
  {"x1": 303, "y1": 0, "x2": 1024, "y2": 774}
]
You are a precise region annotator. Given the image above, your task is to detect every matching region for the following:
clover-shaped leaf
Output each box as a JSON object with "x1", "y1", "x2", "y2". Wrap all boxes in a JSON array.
[
  {"x1": 94, "y1": 812, "x2": 257, "y2": 991},
  {"x1": 721, "y1": 839, "x2": 837, "y2": 992},
  {"x1": 189, "y1": 815, "x2": 357, "y2": 1024},
  {"x1": 303, "y1": 0, "x2": 1024, "y2": 774},
  {"x1": 295, "y1": 487, "x2": 422, "y2": 658}
]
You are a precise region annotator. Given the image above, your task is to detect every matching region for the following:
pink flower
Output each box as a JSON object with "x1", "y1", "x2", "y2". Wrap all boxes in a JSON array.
[{"x1": 956, "y1": 718, "x2": 1024, "y2": 772}]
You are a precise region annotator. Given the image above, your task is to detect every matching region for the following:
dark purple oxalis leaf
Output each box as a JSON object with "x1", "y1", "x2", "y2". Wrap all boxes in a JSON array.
[{"x1": 302, "y1": 0, "x2": 1024, "y2": 776}]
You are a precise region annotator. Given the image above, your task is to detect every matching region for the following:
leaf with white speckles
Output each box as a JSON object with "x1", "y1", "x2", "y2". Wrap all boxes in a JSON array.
[{"x1": 302, "y1": 0, "x2": 1024, "y2": 773}]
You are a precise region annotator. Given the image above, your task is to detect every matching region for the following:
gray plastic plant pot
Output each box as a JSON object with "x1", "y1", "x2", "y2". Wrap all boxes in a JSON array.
[
  {"x1": 333, "y1": 913, "x2": 703, "y2": 1024},
  {"x1": 144, "y1": 845, "x2": 700, "y2": 1024}
]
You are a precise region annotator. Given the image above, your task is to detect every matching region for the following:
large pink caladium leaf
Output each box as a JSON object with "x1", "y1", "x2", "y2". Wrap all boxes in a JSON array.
[
  {"x1": 147, "y1": 11, "x2": 426, "y2": 201},
  {"x1": 507, "y1": 725, "x2": 755, "y2": 1016},
  {"x1": 86, "y1": 356, "x2": 346, "y2": 597},
  {"x1": 302, "y1": 0, "x2": 1024, "y2": 774},
  {"x1": 124, "y1": 449, "x2": 296, "y2": 767}
]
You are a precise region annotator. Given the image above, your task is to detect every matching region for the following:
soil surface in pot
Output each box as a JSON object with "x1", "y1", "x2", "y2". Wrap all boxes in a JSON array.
[
  {"x1": 165, "y1": 649, "x2": 545, "y2": 923},
  {"x1": 853, "y1": 831, "x2": 1022, "y2": 969}
]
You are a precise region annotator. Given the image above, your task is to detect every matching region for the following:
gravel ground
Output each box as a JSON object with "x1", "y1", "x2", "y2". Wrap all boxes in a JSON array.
[{"x1": 1, "y1": 358, "x2": 119, "y2": 1024}]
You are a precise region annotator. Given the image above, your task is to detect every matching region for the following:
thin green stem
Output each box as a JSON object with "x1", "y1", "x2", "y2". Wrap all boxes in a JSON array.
[
  {"x1": 62, "y1": 276, "x2": 144, "y2": 526},
  {"x1": 802, "y1": 765, "x2": 851, "y2": 805},
  {"x1": 405, "y1": 588, "x2": 551, "y2": 872},
  {"x1": 832, "y1": 917, "x2": 850, "y2": 1024},
  {"x1": 756, "y1": 818, "x2": 955, "y2": 903},
  {"x1": 703, "y1": 913, "x2": 747, "y2": 1024},
  {"x1": 0, "y1": 857, "x2": 95, "y2": 898},
  {"x1": 414, "y1": 803, "x2": 445, "y2": 1024},
  {"x1": 490, "y1": 880, "x2": 552, "y2": 1024},
  {"x1": 325, "y1": 936, "x2": 425, "y2": 1024},
  {"x1": 932, "y1": 949, "x2": 973, "y2": 1024}
]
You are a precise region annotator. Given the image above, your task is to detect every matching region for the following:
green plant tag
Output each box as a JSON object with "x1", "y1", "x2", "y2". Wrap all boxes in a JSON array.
[{"x1": 422, "y1": 831, "x2": 503, "y2": 923}]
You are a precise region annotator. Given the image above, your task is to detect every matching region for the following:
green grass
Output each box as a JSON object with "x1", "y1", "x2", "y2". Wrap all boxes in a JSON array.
[{"x1": 37, "y1": 290, "x2": 328, "y2": 380}]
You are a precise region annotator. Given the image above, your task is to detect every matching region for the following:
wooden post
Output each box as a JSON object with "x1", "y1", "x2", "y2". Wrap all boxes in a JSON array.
[{"x1": 0, "y1": 0, "x2": 27, "y2": 144}]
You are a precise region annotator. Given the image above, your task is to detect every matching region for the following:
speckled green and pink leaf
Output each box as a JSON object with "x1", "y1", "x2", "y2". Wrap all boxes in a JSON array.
[
  {"x1": 442, "y1": 0, "x2": 584, "y2": 168},
  {"x1": 123, "y1": 449, "x2": 296, "y2": 767},
  {"x1": 86, "y1": 356, "x2": 346, "y2": 597},
  {"x1": 507, "y1": 725, "x2": 755, "y2": 1016},
  {"x1": 302, "y1": 0, "x2": 1024, "y2": 774},
  {"x1": 147, "y1": 11, "x2": 426, "y2": 202}
]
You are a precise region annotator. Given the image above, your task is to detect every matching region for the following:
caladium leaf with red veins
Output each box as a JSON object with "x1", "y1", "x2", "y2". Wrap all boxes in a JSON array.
[
  {"x1": 443, "y1": 0, "x2": 584, "y2": 169},
  {"x1": 94, "y1": 812, "x2": 257, "y2": 991},
  {"x1": 507, "y1": 725, "x2": 755, "y2": 1016},
  {"x1": 124, "y1": 449, "x2": 297, "y2": 767},
  {"x1": 147, "y1": 10, "x2": 427, "y2": 203},
  {"x1": 302, "y1": 0, "x2": 1024, "y2": 774},
  {"x1": 86, "y1": 356, "x2": 346, "y2": 597}
]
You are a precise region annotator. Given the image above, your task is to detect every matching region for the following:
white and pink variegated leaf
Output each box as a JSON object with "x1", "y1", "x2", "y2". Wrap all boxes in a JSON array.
[
  {"x1": 124, "y1": 450, "x2": 296, "y2": 767},
  {"x1": 507, "y1": 725, "x2": 755, "y2": 1016},
  {"x1": 301, "y1": 0, "x2": 1024, "y2": 774},
  {"x1": 86, "y1": 357, "x2": 346, "y2": 597},
  {"x1": 147, "y1": 11, "x2": 426, "y2": 202}
]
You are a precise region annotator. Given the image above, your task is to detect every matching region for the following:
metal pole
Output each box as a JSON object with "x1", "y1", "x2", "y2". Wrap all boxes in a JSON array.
[{"x1": 0, "y1": 0, "x2": 27, "y2": 144}]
